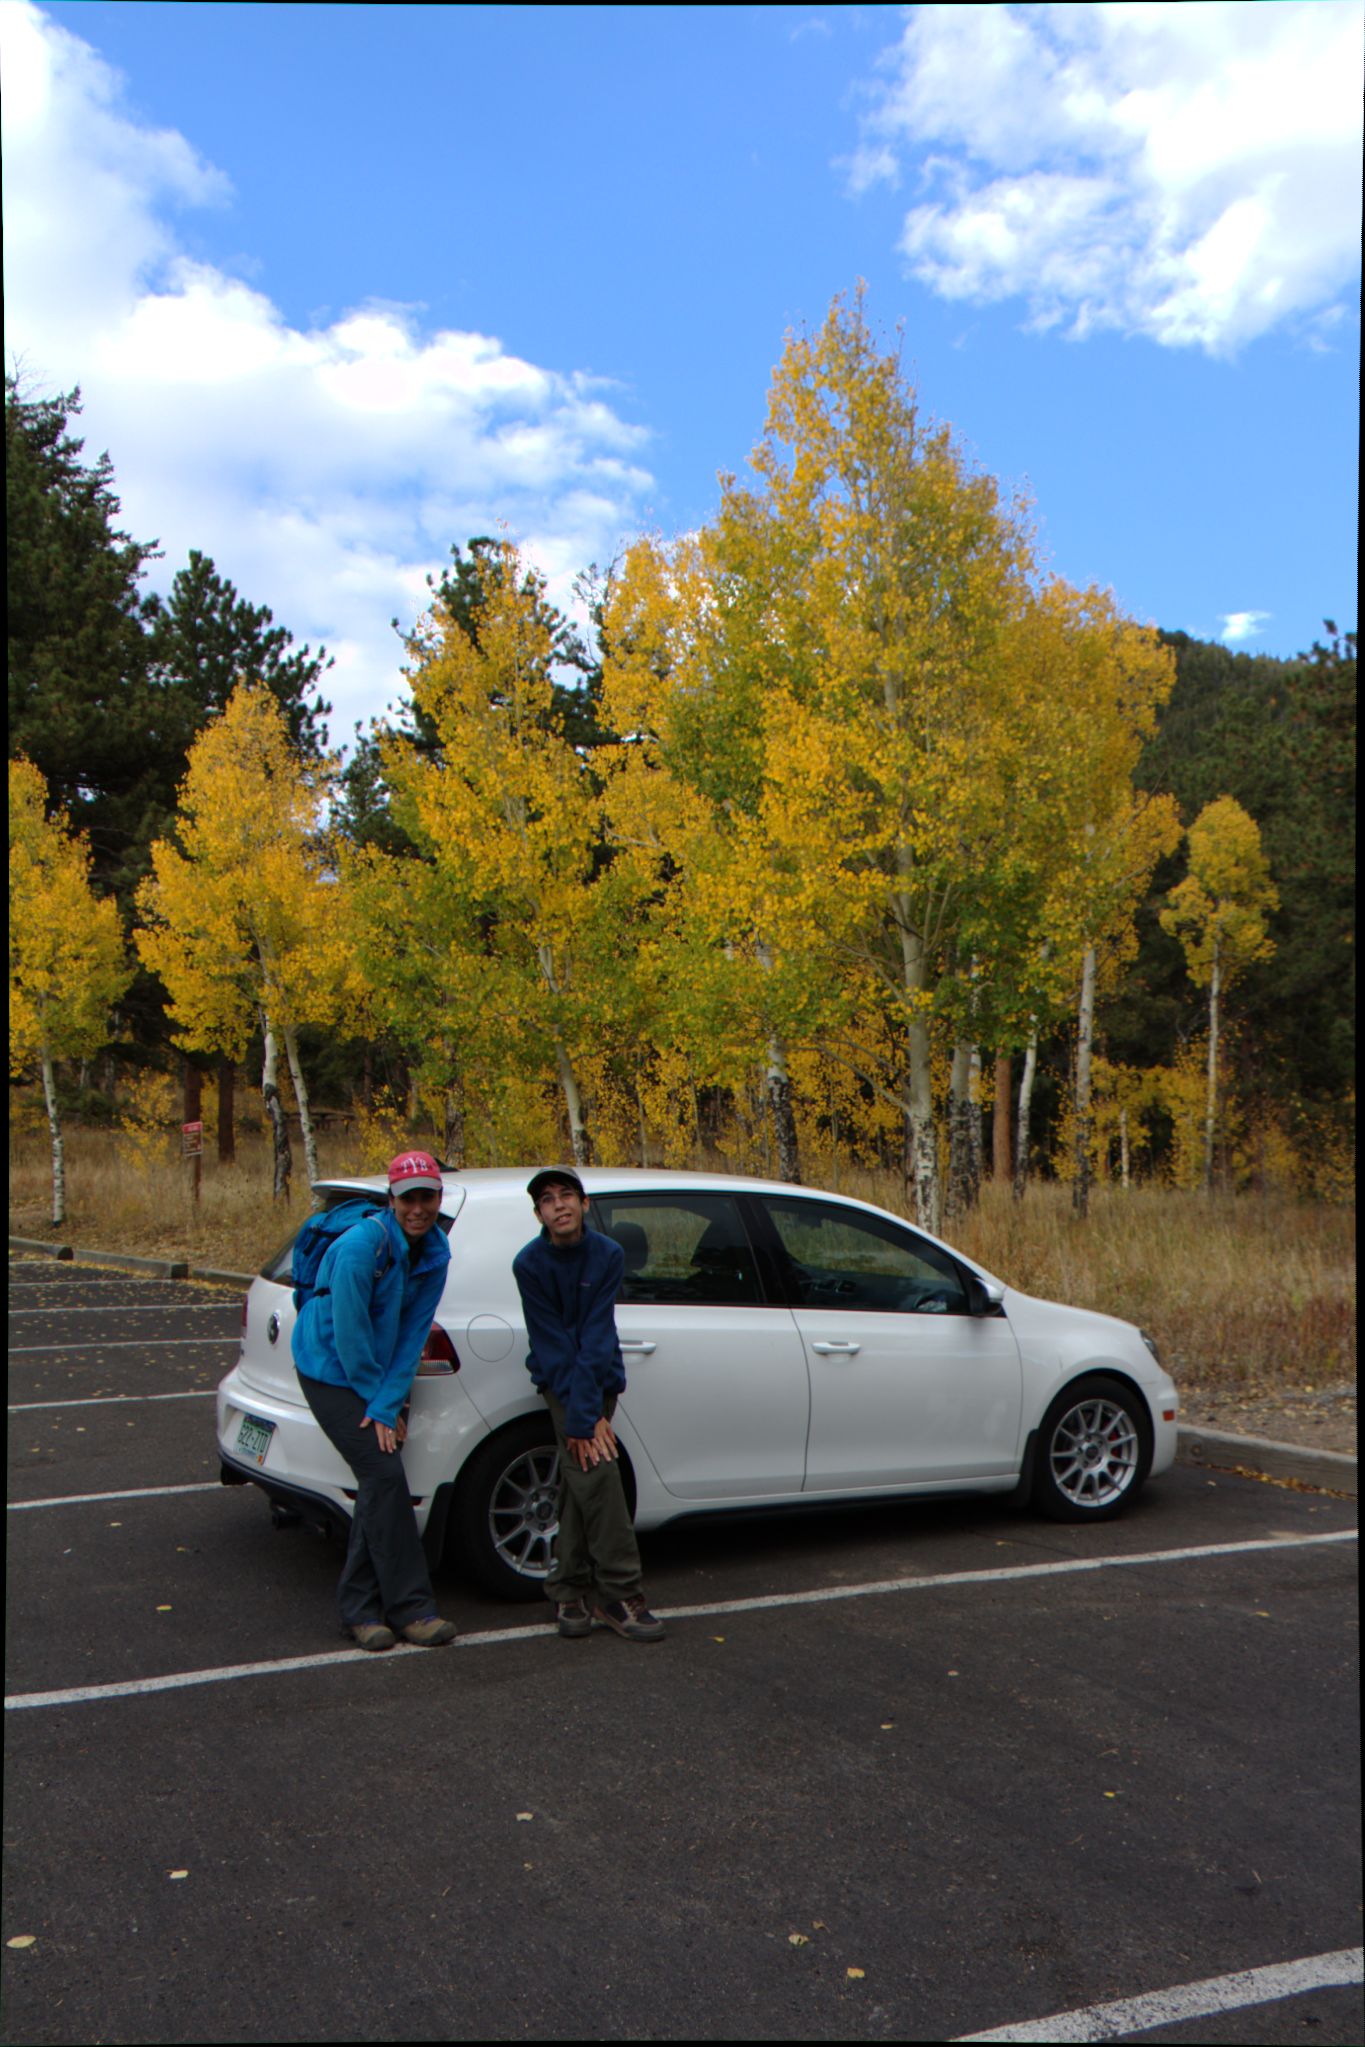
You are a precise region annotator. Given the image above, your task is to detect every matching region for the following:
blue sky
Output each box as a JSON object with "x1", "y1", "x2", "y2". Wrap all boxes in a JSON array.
[{"x1": 4, "y1": 1, "x2": 1359, "y2": 747}]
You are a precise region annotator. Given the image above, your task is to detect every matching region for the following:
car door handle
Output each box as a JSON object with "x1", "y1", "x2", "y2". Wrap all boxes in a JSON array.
[
  {"x1": 811, "y1": 1340, "x2": 861, "y2": 1355},
  {"x1": 619, "y1": 1340, "x2": 657, "y2": 1354}
]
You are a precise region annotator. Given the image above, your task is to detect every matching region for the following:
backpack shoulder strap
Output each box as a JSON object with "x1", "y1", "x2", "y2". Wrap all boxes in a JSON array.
[{"x1": 366, "y1": 1211, "x2": 394, "y2": 1283}]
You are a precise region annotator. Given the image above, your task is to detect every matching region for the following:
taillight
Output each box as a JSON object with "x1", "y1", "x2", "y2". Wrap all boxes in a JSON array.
[{"x1": 416, "y1": 1324, "x2": 459, "y2": 1375}]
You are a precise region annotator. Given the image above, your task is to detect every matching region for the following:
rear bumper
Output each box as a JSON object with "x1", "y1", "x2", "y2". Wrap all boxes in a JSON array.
[
  {"x1": 219, "y1": 1453, "x2": 351, "y2": 1537},
  {"x1": 219, "y1": 1456, "x2": 457, "y2": 1566}
]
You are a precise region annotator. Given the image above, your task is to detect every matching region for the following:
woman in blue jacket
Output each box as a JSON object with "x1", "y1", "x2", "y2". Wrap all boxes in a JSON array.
[{"x1": 293, "y1": 1149, "x2": 457, "y2": 1651}]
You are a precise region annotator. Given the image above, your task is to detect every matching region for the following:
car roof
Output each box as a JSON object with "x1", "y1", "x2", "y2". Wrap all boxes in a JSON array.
[
  {"x1": 315, "y1": 1164, "x2": 850, "y2": 1201},
  {"x1": 308, "y1": 1165, "x2": 1004, "y2": 1287}
]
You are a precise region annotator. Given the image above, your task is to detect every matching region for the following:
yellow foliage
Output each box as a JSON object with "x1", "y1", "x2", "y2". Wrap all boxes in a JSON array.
[
  {"x1": 135, "y1": 685, "x2": 343, "y2": 1055},
  {"x1": 115, "y1": 1069, "x2": 180, "y2": 1175},
  {"x1": 9, "y1": 758, "x2": 132, "y2": 1075},
  {"x1": 1160, "y1": 795, "x2": 1278, "y2": 988}
]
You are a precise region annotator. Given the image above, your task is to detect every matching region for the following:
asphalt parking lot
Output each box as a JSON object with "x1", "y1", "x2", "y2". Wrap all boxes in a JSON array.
[{"x1": 5, "y1": 1257, "x2": 1361, "y2": 2045}]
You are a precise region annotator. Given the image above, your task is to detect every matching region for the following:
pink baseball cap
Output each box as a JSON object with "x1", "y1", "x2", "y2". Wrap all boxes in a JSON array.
[{"x1": 387, "y1": 1149, "x2": 443, "y2": 1194}]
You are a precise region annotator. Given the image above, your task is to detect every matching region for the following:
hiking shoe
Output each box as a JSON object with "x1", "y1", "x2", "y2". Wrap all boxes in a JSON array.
[
  {"x1": 397, "y1": 1616, "x2": 457, "y2": 1647},
  {"x1": 592, "y1": 1595, "x2": 666, "y2": 1642},
  {"x1": 350, "y1": 1622, "x2": 397, "y2": 1652},
  {"x1": 556, "y1": 1598, "x2": 593, "y2": 1639}
]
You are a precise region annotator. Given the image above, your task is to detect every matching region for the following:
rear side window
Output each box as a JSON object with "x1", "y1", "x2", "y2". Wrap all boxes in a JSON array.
[{"x1": 591, "y1": 1193, "x2": 764, "y2": 1307}]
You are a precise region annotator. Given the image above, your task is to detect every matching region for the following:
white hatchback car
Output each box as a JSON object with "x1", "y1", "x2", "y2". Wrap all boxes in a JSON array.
[{"x1": 217, "y1": 1166, "x2": 1179, "y2": 1600}]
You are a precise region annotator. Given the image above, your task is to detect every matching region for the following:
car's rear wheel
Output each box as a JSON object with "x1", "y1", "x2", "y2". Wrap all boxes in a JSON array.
[
  {"x1": 450, "y1": 1417, "x2": 562, "y2": 1601},
  {"x1": 1033, "y1": 1375, "x2": 1151, "y2": 1521}
]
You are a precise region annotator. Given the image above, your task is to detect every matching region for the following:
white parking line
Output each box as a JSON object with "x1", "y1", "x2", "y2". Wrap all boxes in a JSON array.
[
  {"x1": 8, "y1": 1304, "x2": 240, "y2": 1317},
  {"x1": 8, "y1": 1338, "x2": 240, "y2": 1353},
  {"x1": 8, "y1": 1482, "x2": 222, "y2": 1511},
  {"x1": 3, "y1": 1528, "x2": 1354, "y2": 1708},
  {"x1": 9, "y1": 1392, "x2": 218, "y2": 1410},
  {"x1": 952, "y1": 1945, "x2": 1364, "y2": 2040},
  {"x1": 8, "y1": 1278, "x2": 237, "y2": 1291}
]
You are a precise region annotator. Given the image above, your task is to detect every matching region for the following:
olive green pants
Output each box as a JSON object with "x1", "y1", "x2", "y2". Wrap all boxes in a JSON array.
[{"x1": 541, "y1": 1390, "x2": 643, "y2": 1606}]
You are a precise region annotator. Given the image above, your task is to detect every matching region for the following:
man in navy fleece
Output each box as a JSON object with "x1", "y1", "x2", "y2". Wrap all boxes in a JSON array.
[{"x1": 512, "y1": 1167, "x2": 665, "y2": 1642}]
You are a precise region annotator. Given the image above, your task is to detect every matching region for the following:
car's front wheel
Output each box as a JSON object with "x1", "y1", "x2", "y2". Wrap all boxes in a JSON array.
[
  {"x1": 1033, "y1": 1375, "x2": 1151, "y2": 1521},
  {"x1": 450, "y1": 1416, "x2": 562, "y2": 1601}
]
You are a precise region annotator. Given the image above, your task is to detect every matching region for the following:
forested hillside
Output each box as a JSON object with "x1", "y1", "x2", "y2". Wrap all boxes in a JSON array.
[{"x1": 8, "y1": 314, "x2": 1355, "y2": 1221}]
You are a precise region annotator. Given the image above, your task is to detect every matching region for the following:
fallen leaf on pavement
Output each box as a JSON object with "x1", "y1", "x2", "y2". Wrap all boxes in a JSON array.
[{"x1": 7, "y1": 1936, "x2": 37, "y2": 1949}]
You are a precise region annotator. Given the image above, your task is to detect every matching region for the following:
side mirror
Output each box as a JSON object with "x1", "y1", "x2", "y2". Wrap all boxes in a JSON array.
[{"x1": 970, "y1": 1274, "x2": 1006, "y2": 1316}]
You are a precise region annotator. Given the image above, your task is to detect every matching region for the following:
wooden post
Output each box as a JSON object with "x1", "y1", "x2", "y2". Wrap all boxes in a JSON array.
[{"x1": 184, "y1": 1060, "x2": 202, "y2": 1206}]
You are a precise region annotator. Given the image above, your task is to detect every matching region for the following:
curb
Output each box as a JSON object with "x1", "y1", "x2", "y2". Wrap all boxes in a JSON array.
[
  {"x1": 1177, "y1": 1424, "x2": 1357, "y2": 1497},
  {"x1": 9, "y1": 1237, "x2": 253, "y2": 1286}
]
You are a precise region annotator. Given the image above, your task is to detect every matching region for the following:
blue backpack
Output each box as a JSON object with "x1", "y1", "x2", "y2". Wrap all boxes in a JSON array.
[{"x1": 292, "y1": 1199, "x2": 393, "y2": 1312}]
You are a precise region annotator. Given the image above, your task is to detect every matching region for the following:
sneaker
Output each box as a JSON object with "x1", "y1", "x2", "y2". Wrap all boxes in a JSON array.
[
  {"x1": 592, "y1": 1595, "x2": 666, "y2": 1642},
  {"x1": 397, "y1": 1616, "x2": 458, "y2": 1647},
  {"x1": 555, "y1": 1598, "x2": 593, "y2": 1639},
  {"x1": 350, "y1": 1622, "x2": 397, "y2": 1652}
]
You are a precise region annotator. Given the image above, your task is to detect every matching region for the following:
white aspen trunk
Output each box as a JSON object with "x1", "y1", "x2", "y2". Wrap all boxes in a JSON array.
[
  {"x1": 1119, "y1": 1106, "x2": 1131, "y2": 1190},
  {"x1": 537, "y1": 939, "x2": 591, "y2": 1166},
  {"x1": 765, "y1": 1035, "x2": 801, "y2": 1185},
  {"x1": 946, "y1": 1040, "x2": 976, "y2": 1222},
  {"x1": 1204, "y1": 939, "x2": 1221, "y2": 1196},
  {"x1": 894, "y1": 891, "x2": 940, "y2": 1234},
  {"x1": 1013, "y1": 1028, "x2": 1038, "y2": 1203},
  {"x1": 754, "y1": 940, "x2": 800, "y2": 1184},
  {"x1": 1072, "y1": 945, "x2": 1097, "y2": 1219},
  {"x1": 42, "y1": 1047, "x2": 66, "y2": 1227},
  {"x1": 260, "y1": 1009, "x2": 293, "y2": 1202},
  {"x1": 554, "y1": 1040, "x2": 590, "y2": 1166},
  {"x1": 283, "y1": 1024, "x2": 321, "y2": 1201},
  {"x1": 968, "y1": 1043, "x2": 983, "y2": 1196}
]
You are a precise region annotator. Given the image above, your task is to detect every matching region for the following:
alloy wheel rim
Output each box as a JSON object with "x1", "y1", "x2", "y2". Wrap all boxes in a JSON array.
[
  {"x1": 1048, "y1": 1396, "x2": 1139, "y2": 1508},
  {"x1": 488, "y1": 1446, "x2": 560, "y2": 1577}
]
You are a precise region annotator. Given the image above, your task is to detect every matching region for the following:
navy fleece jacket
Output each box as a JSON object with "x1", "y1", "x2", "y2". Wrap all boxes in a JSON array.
[{"x1": 512, "y1": 1225, "x2": 626, "y2": 1440}]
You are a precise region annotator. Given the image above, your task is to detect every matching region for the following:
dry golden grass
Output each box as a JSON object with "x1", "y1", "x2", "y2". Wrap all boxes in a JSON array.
[{"x1": 9, "y1": 1128, "x2": 1355, "y2": 1402}]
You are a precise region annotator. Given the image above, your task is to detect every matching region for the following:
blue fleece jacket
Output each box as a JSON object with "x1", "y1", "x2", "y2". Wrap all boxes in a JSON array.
[
  {"x1": 292, "y1": 1206, "x2": 450, "y2": 1428},
  {"x1": 512, "y1": 1225, "x2": 626, "y2": 1440}
]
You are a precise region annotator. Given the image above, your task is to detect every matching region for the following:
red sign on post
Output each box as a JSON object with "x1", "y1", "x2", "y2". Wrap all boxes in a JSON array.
[{"x1": 181, "y1": 1120, "x2": 204, "y2": 1157}]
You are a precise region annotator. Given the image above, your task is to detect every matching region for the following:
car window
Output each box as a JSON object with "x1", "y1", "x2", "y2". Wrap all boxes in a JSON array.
[
  {"x1": 760, "y1": 1197, "x2": 969, "y2": 1315},
  {"x1": 590, "y1": 1194, "x2": 764, "y2": 1307}
]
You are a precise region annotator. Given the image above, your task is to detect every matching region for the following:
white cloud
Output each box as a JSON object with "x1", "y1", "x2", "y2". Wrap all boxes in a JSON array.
[
  {"x1": 1220, "y1": 610, "x2": 1272, "y2": 644},
  {"x1": 846, "y1": 1, "x2": 1363, "y2": 353},
  {"x1": 0, "y1": 1, "x2": 653, "y2": 744}
]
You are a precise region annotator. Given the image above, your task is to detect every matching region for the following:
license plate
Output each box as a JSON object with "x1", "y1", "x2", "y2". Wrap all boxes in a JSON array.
[{"x1": 236, "y1": 1413, "x2": 275, "y2": 1466}]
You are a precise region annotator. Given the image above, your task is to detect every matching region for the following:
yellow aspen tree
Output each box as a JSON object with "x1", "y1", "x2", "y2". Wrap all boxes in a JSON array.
[
  {"x1": 711, "y1": 295, "x2": 1038, "y2": 1233},
  {"x1": 609, "y1": 296, "x2": 1180, "y2": 1222},
  {"x1": 338, "y1": 837, "x2": 511, "y2": 1166},
  {"x1": 10, "y1": 759, "x2": 132, "y2": 1225},
  {"x1": 963, "y1": 580, "x2": 1180, "y2": 1213},
  {"x1": 385, "y1": 541, "x2": 647, "y2": 1166},
  {"x1": 603, "y1": 529, "x2": 854, "y2": 1183},
  {"x1": 1160, "y1": 795, "x2": 1278, "y2": 1193},
  {"x1": 135, "y1": 684, "x2": 342, "y2": 1201}
]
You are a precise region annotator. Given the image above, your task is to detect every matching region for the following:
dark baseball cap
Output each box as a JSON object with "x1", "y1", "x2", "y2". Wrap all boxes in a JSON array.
[{"x1": 527, "y1": 1166, "x2": 586, "y2": 1203}]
